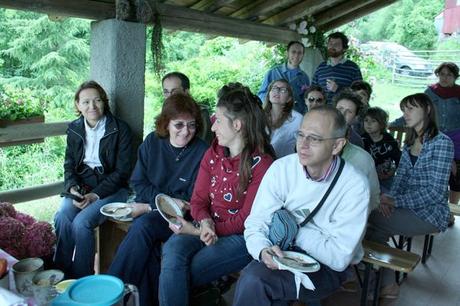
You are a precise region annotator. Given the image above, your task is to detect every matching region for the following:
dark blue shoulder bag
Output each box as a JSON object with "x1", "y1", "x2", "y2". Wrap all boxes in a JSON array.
[{"x1": 268, "y1": 158, "x2": 345, "y2": 250}]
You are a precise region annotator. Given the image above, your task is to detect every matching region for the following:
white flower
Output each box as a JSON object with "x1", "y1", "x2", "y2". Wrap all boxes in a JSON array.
[
  {"x1": 309, "y1": 26, "x2": 316, "y2": 33},
  {"x1": 288, "y1": 23, "x2": 296, "y2": 30},
  {"x1": 299, "y1": 20, "x2": 307, "y2": 31},
  {"x1": 298, "y1": 28, "x2": 308, "y2": 35},
  {"x1": 301, "y1": 38, "x2": 309, "y2": 46}
]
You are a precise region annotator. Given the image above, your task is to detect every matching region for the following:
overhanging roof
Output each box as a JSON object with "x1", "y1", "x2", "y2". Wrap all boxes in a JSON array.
[{"x1": 0, "y1": 0, "x2": 398, "y2": 43}]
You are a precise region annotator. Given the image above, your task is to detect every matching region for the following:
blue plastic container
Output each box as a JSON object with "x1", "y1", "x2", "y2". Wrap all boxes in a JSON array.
[{"x1": 52, "y1": 275, "x2": 124, "y2": 306}]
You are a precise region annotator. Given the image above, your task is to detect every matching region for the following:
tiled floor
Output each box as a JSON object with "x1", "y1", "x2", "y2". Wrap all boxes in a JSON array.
[{"x1": 223, "y1": 216, "x2": 460, "y2": 306}]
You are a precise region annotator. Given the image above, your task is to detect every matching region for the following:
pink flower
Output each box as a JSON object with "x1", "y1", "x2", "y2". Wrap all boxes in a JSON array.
[
  {"x1": 0, "y1": 202, "x2": 16, "y2": 218},
  {"x1": 23, "y1": 222, "x2": 56, "y2": 258},
  {"x1": 15, "y1": 212, "x2": 36, "y2": 227},
  {"x1": 0, "y1": 216, "x2": 26, "y2": 259}
]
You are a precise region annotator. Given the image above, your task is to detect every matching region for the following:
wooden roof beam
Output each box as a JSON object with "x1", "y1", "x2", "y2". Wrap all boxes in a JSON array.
[
  {"x1": 0, "y1": 0, "x2": 300, "y2": 43},
  {"x1": 0, "y1": 0, "x2": 115, "y2": 19},
  {"x1": 315, "y1": 0, "x2": 377, "y2": 26},
  {"x1": 155, "y1": 2, "x2": 301, "y2": 43},
  {"x1": 262, "y1": 0, "x2": 336, "y2": 26},
  {"x1": 230, "y1": 0, "x2": 293, "y2": 20},
  {"x1": 320, "y1": 0, "x2": 398, "y2": 31}
]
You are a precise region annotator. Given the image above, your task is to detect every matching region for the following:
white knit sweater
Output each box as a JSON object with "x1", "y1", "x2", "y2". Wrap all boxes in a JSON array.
[{"x1": 244, "y1": 154, "x2": 370, "y2": 271}]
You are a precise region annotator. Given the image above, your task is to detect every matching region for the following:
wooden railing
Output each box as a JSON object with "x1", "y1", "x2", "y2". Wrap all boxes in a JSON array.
[{"x1": 0, "y1": 121, "x2": 69, "y2": 203}]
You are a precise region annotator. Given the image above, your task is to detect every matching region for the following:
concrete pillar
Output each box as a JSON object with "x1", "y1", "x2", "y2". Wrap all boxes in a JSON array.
[
  {"x1": 90, "y1": 19, "x2": 146, "y2": 154},
  {"x1": 301, "y1": 48, "x2": 324, "y2": 81}
]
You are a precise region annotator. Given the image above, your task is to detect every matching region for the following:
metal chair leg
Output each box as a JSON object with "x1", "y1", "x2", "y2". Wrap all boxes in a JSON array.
[{"x1": 360, "y1": 263, "x2": 372, "y2": 306}]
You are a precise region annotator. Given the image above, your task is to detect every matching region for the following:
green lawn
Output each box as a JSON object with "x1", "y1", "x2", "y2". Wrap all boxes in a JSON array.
[
  {"x1": 370, "y1": 80, "x2": 424, "y2": 122},
  {"x1": 14, "y1": 195, "x2": 61, "y2": 223}
]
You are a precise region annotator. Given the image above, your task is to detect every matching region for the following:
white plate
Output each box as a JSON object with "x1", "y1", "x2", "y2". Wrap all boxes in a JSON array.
[
  {"x1": 155, "y1": 193, "x2": 183, "y2": 226},
  {"x1": 273, "y1": 251, "x2": 320, "y2": 273},
  {"x1": 100, "y1": 202, "x2": 132, "y2": 220}
]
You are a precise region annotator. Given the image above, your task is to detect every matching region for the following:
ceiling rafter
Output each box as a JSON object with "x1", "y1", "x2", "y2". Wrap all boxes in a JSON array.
[
  {"x1": 315, "y1": 0, "x2": 377, "y2": 26},
  {"x1": 320, "y1": 0, "x2": 398, "y2": 31},
  {"x1": 261, "y1": 0, "x2": 336, "y2": 26},
  {"x1": 229, "y1": 0, "x2": 293, "y2": 20}
]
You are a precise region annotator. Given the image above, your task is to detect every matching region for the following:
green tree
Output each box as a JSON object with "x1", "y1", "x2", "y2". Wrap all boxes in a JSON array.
[
  {"x1": 0, "y1": 9, "x2": 90, "y2": 116},
  {"x1": 342, "y1": 0, "x2": 444, "y2": 50}
]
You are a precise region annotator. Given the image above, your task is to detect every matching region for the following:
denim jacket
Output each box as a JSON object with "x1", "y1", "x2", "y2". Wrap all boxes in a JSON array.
[
  {"x1": 64, "y1": 112, "x2": 133, "y2": 199},
  {"x1": 390, "y1": 132, "x2": 454, "y2": 231},
  {"x1": 425, "y1": 87, "x2": 460, "y2": 133},
  {"x1": 391, "y1": 88, "x2": 460, "y2": 133}
]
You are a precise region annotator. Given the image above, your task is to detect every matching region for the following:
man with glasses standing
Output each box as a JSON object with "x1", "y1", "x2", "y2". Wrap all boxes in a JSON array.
[
  {"x1": 312, "y1": 32, "x2": 362, "y2": 104},
  {"x1": 161, "y1": 72, "x2": 212, "y2": 144},
  {"x1": 233, "y1": 106, "x2": 369, "y2": 306},
  {"x1": 258, "y1": 41, "x2": 310, "y2": 114}
]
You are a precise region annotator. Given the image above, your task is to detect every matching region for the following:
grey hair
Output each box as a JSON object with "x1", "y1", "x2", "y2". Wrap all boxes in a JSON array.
[{"x1": 309, "y1": 105, "x2": 348, "y2": 138}]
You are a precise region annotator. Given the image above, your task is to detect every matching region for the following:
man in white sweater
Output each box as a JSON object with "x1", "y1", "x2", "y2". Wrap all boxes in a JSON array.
[{"x1": 233, "y1": 106, "x2": 370, "y2": 306}]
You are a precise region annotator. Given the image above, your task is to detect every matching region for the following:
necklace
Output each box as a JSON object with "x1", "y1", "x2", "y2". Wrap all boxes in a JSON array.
[{"x1": 169, "y1": 143, "x2": 188, "y2": 162}]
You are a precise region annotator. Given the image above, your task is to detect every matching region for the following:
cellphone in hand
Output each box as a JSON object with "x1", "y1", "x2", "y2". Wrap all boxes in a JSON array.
[{"x1": 60, "y1": 192, "x2": 84, "y2": 202}]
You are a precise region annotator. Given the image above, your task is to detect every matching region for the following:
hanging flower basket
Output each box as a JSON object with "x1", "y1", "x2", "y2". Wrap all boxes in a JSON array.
[{"x1": 0, "y1": 87, "x2": 46, "y2": 147}]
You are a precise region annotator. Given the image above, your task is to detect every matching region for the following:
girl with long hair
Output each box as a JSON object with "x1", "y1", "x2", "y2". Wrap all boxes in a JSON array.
[
  {"x1": 366, "y1": 93, "x2": 454, "y2": 299},
  {"x1": 264, "y1": 79, "x2": 303, "y2": 158},
  {"x1": 158, "y1": 84, "x2": 274, "y2": 306}
]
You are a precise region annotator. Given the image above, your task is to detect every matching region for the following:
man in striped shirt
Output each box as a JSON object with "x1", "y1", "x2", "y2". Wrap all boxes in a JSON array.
[{"x1": 312, "y1": 32, "x2": 363, "y2": 104}]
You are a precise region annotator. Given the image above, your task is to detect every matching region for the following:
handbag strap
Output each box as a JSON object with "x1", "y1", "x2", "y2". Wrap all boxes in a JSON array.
[{"x1": 299, "y1": 157, "x2": 345, "y2": 227}]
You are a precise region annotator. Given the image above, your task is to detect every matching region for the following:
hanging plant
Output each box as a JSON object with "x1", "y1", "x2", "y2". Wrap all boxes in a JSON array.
[
  {"x1": 151, "y1": 12, "x2": 164, "y2": 77},
  {"x1": 289, "y1": 17, "x2": 326, "y2": 59}
]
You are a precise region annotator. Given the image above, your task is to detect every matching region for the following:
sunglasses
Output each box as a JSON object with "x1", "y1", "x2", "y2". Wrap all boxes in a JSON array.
[
  {"x1": 172, "y1": 121, "x2": 197, "y2": 130},
  {"x1": 307, "y1": 97, "x2": 324, "y2": 103}
]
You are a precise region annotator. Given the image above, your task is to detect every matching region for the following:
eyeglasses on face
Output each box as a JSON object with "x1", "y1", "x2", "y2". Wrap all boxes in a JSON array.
[
  {"x1": 294, "y1": 131, "x2": 342, "y2": 145},
  {"x1": 307, "y1": 97, "x2": 324, "y2": 103},
  {"x1": 270, "y1": 86, "x2": 289, "y2": 94},
  {"x1": 163, "y1": 88, "x2": 182, "y2": 97},
  {"x1": 172, "y1": 121, "x2": 197, "y2": 131}
]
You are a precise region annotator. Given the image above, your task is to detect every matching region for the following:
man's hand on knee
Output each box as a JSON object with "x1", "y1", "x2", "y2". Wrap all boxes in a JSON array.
[{"x1": 260, "y1": 245, "x2": 283, "y2": 270}]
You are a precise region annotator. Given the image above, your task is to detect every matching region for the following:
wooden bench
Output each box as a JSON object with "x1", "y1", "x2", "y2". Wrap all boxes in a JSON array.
[
  {"x1": 449, "y1": 203, "x2": 460, "y2": 216},
  {"x1": 360, "y1": 240, "x2": 420, "y2": 306}
]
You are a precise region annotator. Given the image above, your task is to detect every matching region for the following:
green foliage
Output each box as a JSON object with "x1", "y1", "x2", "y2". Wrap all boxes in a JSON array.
[
  {"x1": 347, "y1": 46, "x2": 392, "y2": 81},
  {"x1": 341, "y1": 0, "x2": 444, "y2": 50},
  {"x1": 0, "y1": 136, "x2": 66, "y2": 191},
  {"x1": 0, "y1": 9, "x2": 87, "y2": 192},
  {"x1": 0, "y1": 86, "x2": 46, "y2": 120},
  {"x1": 0, "y1": 9, "x2": 90, "y2": 111}
]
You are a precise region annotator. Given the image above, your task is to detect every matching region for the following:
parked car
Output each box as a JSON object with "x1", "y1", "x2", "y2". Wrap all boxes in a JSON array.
[{"x1": 360, "y1": 41, "x2": 433, "y2": 77}]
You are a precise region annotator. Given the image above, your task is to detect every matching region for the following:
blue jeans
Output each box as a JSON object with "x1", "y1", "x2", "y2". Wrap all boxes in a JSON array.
[
  {"x1": 108, "y1": 211, "x2": 172, "y2": 306},
  {"x1": 53, "y1": 188, "x2": 128, "y2": 278},
  {"x1": 232, "y1": 260, "x2": 347, "y2": 306},
  {"x1": 159, "y1": 234, "x2": 251, "y2": 306}
]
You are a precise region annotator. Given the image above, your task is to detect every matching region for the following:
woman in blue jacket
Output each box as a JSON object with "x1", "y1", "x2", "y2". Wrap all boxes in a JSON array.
[{"x1": 54, "y1": 80, "x2": 133, "y2": 278}]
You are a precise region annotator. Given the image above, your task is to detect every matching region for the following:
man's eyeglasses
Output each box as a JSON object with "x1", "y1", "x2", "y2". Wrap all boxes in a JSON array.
[
  {"x1": 163, "y1": 88, "x2": 182, "y2": 97},
  {"x1": 172, "y1": 121, "x2": 197, "y2": 131},
  {"x1": 294, "y1": 131, "x2": 343, "y2": 145},
  {"x1": 307, "y1": 97, "x2": 324, "y2": 103},
  {"x1": 270, "y1": 86, "x2": 289, "y2": 94}
]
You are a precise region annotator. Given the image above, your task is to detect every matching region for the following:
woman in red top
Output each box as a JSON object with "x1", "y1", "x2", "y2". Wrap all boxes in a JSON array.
[{"x1": 159, "y1": 84, "x2": 274, "y2": 306}]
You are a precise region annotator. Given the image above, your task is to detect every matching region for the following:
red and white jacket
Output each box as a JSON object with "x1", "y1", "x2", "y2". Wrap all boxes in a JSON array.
[{"x1": 191, "y1": 139, "x2": 273, "y2": 236}]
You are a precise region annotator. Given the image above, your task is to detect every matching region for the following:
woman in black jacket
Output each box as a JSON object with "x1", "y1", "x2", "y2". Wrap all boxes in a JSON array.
[{"x1": 54, "y1": 80, "x2": 133, "y2": 278}]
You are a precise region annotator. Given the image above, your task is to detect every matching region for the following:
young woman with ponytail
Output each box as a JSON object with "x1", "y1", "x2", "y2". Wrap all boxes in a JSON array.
[{"x1": 158, "y1": 84, "x2": 274, "y2": 306}]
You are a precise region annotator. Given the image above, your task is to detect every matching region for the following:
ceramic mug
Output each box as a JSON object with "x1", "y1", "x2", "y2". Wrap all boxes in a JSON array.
[
  {"x1": 12, "y1": 258, "x2": 44, "y2": 296},
  {"x1": 32, "y1": 269, "x2": 64, "y2": 306}
]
